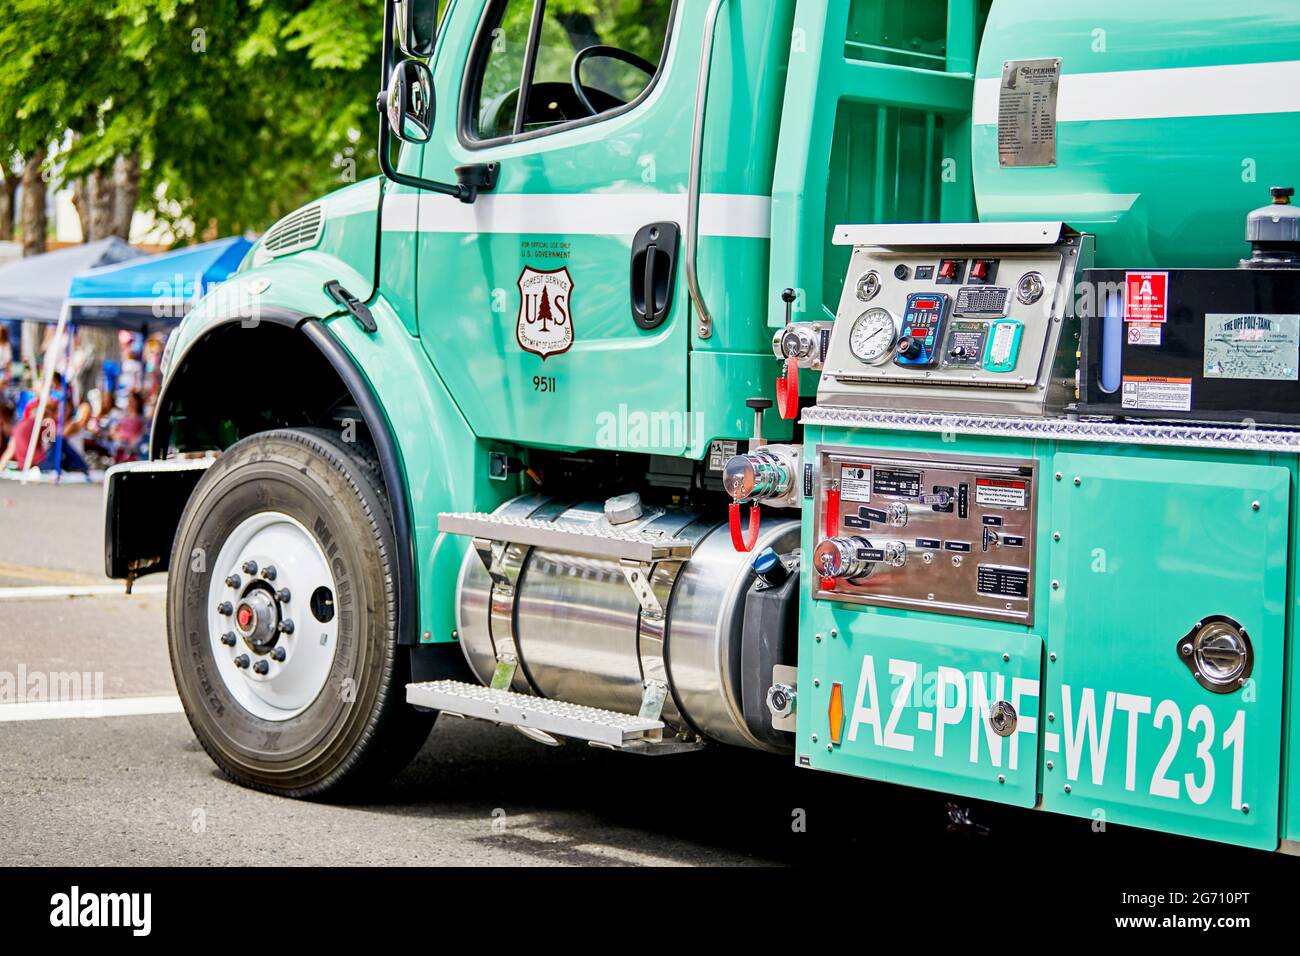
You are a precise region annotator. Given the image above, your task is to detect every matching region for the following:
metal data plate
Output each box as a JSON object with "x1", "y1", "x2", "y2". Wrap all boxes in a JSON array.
[
  {"x1": 998, "y1": 58, "x2": 1060, "y2": 168},
  {"x1": 816, "y1": 448, "x2": 1037, "y2": 625}
]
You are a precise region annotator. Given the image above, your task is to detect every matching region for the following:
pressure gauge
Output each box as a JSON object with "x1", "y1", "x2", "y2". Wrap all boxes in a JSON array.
[{"x1": 849, "y1": 308, "x2": 897, "y2": 364}]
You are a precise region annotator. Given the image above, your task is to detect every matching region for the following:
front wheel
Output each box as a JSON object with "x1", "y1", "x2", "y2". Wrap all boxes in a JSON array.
[{"x1": 166, "y1": 428, "x2": 432, "y2": 798}]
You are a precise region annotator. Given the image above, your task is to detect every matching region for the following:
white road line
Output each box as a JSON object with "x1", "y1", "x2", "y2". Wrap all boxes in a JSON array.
[
  {"x1": 0, "y1": 583, "x2": 167, "y2": 601},
  {"x1": 0, "y1": 694, "x2": 183, "y2": 722}
]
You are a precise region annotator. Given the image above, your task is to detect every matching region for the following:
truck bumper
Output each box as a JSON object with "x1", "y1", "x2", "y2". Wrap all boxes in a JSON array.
[{"x1": 103, "y1": 458, "x2": 214, "y2": 587}]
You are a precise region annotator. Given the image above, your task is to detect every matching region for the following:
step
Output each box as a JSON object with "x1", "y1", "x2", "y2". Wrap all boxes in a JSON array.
[
  {"x1": 407, "y1": 680, "x2": 665, "y2": 748},
  {"x1": 438, "y1": 512, "x2": 695, "y2": 563}
]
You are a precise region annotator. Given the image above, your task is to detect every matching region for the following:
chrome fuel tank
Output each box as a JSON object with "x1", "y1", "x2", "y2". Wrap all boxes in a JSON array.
[{"x1": 455, "y1": 496, "x2": 799, "y2": 751}]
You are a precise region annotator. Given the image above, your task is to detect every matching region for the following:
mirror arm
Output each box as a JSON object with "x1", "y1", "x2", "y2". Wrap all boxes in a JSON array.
[{"x1": 377, "y1": 0, "x2": 479, "y2": 204}]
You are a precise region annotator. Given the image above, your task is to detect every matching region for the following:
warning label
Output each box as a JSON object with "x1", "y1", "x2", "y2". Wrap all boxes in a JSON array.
[
  {"x1": 1121, "y1": 376, "x2": 1192, "y2": 412},
  {"x1": 1124, "y1": 272, "x2": 1169, "y2": 323},
  {"x1": 840, "y1": 465, "x2": 872, "y2": 503},
  {"x1": 975, "y1": 477, "x2": 1028, "y2": 509},
  {"x1": 708, "y1": 440, "x2": 738, "y2": 472},
  {"x1": 1127, "y1": 323, "x2": 1162, "y2": 347}
]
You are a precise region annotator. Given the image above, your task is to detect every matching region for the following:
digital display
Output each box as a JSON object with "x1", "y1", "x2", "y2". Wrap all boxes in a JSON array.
[{"x1": 912, "y1": 298, "x2": 938, "y2": 310}]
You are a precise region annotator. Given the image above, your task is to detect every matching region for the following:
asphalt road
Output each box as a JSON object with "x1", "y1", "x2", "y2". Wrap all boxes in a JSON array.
[{"x1": 0, "y1": 478, "x2": 1293, "y2": 871}]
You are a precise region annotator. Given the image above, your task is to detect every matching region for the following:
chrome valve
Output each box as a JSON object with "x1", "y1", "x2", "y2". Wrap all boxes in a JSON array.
[
  {"x1": 813, "y1": 536, "x2": 907, "y2": 580},
  {"x1": 723, "y1": 445, "x2": 801, "y2": 508},
  {"x1": 813, "y1": 536, "x2": 873, "y2": 580},
  {"x1": 771, "y1": 322, "x2": 828, "y2": 371}
]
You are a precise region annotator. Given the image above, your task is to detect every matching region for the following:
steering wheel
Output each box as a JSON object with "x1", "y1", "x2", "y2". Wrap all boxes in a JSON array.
[{"x1": 570, "y1": 45, "x2": 657, "y2": 117}]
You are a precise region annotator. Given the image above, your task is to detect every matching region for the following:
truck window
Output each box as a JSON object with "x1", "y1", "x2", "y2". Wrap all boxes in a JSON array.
[{"x1": 467, "y1": 0, "x2": 675, "y2": 144}]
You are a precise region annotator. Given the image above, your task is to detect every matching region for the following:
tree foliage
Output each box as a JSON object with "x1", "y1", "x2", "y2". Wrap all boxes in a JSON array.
[{"x1": 0, "y1": 0, "x2": 385, "y2": 240}]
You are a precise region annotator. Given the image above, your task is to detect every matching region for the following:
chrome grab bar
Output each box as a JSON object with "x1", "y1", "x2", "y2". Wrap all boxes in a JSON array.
[{"x1": 685, "y1": 0, "x2": 729, "y2": 341}]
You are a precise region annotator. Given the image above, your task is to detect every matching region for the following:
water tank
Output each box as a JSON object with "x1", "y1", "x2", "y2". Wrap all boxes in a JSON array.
[{"x1": 974, "y1": 0, "x2": 1300, "y2": 267}]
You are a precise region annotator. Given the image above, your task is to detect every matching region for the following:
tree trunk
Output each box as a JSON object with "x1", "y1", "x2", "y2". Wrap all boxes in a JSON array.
[
  {"x1": 71, "y1": 176, "x2": 88, "y2": 240},
  {"x1": 0, "y1": 164, "x2": 15, "y2": 241},
  {"x1": 87, "y1": 167, "x2": 115, "y2": 241},
  {"x1": 20, "y1": 148, "x2": 46, "y2": 256},
  {"x1": 110, "y1": 152, "x2": 139, "y2": 239}
]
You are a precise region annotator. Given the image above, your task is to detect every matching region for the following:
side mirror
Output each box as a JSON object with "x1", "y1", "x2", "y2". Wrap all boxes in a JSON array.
[
  {"x1": 396, "y1": 0, "x2": 438, "y2": 58},
  {"x1": 387, "y1": 59, "x2": 435, "y2": 144}
]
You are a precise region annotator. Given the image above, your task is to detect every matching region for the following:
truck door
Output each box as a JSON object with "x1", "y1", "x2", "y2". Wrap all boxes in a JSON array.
[{"x1": 414, "y1": 0, "x2": 691, "y2": 453}]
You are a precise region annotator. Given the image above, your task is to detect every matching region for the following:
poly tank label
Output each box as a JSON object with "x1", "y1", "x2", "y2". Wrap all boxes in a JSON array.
[{"x1": 1203, "y1": 313, "x2": 1300, "y2": 381}]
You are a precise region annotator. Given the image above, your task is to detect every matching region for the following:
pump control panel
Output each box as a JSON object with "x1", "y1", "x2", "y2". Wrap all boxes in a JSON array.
[
  {"x1": 895, "y1": 293, "x2": 950, "y2": 367},
  {"x1": 813, "y1": 447, "x2": 1037, "y2": 624},
  {"x1": 814, "y1": 222, "x2": 1091, "y2": 418}
]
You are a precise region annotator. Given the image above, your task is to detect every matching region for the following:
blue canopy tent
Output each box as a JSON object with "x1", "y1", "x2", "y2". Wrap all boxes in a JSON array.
[
  {"x1": 66, "y1": 235, "x2": 253, "y2": 330},
  {"x1": 16, "y1": 236, "x2": 251, "y2": 481}
]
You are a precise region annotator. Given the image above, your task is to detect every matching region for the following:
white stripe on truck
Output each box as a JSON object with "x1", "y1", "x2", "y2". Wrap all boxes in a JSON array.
[
  {"x1": 382, "y1": 191, "x2": 771, "y2": 239},
  {"x1": 974, "y1": 59, "x2": 1300, "y2": 124}
]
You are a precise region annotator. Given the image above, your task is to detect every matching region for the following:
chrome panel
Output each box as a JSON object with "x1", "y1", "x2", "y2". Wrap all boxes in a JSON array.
[{"x1": 802, "y1": 405, "x2": 1300, "y2": 454}]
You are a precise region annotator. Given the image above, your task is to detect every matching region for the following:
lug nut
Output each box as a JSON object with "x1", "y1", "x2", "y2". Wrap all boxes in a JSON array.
[
  {"x1": 253, "y1": 660, "x2": 270, "y2": 675},
  {"x1": 270, "y1": 647, "x2": 286, "y2": 662},
  {"x1": 220, "y1": 632, "x2": 237, "y2": 647},
  {"x1": 277, "y1": 619, "x2": 295, "y2": 635},
  {"x1": 225, "y1": 574, "x2": 241, "y2": 589},
  {"x1": 234, "y1": 654, "x2": 250, "y2": 669},
  {"x1": 217, "y1": 601, "x2": 233, "y2": 616},
  {"x1": 242, "y1": 560, "x2": 258, "y2": 575},
  {"x1": 261, "y1": 565, "x2": 277, "y2": 581},
  {"x1": 276, "y1": 588, "x2": 291, "y2": 604}
]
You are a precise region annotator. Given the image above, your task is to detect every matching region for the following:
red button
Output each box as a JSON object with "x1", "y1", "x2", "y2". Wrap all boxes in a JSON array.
[
  {"x1": 971, "y1": 260, "x2": 988, "y2": 280},
  {"x1": 939, "y1": 260, "x2": 957, "y2": 279}
]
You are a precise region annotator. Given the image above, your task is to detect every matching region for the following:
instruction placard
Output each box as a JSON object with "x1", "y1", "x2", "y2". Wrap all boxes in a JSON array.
[
  {"x1": 1124, "y1": 272, "x2": 1169, "y2": 323},
  {"x1": 1121, "y1": 376, "x2": 1192, "y2": 412}
]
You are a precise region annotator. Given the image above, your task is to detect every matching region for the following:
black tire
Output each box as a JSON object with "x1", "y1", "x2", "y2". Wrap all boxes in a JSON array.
[{"x1": 166, "y1": 427, "x2": 433, "y2": 798}]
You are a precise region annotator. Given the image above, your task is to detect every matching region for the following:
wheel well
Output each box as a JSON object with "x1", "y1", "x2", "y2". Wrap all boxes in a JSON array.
[
  {"x1": 155, "y1": 320, "x2": 367, "y2": 455},
  {"x1": 150, "y1": 317, "x2": 419, "y2": 645}
]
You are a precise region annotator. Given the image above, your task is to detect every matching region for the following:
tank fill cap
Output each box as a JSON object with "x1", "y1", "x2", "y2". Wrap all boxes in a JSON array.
[{"x1": 1241, "y1": 186, "x2": 1300, "y2": 268}]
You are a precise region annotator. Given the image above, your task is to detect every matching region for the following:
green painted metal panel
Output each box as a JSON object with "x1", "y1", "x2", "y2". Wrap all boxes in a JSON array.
[
  {"x1": 408, "y1": 0, "x2": 794, "y2": 455},
  {"x1": 770, "y1": 0, "x2": 981, "y2": 328},
  {"x1": 323, "y1": 301, "x2": 519, "y2": 644},
  {"x1": 799, "y1": 601, "x2": 1043, "y2": 807},
  {"x1": 974, "y1": 0, "x2": 1300, "y2": 268},
  {"x1": 1043, "y1": 453, "x2": 1289, "y2": 849}
]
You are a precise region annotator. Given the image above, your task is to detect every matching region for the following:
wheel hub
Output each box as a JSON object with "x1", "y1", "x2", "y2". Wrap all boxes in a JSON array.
[
  {"x1": 207, "y1": 512, "x2": 340, "y2": 722},
  {"x1": 234, "y1": 589, "x2": 279, "y2": 652}
]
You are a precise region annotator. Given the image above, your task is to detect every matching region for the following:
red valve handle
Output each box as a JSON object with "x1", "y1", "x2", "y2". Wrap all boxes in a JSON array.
[
  {"x1": 776, "y1": 357, "x2": 799, "y2": 420},
  {"x1": 729, "y1": 500, "x2": 762, "y2": 552}
]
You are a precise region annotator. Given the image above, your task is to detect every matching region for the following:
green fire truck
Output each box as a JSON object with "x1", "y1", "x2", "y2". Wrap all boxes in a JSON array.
[{"x1": 105, "y1": 0, "x2": 1300, "y2": 851}]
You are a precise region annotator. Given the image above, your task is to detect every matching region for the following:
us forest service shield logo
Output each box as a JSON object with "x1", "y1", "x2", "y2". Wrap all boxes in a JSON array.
[{"x1": 517, "y1": 266, "x2": 574, "y2": 360}]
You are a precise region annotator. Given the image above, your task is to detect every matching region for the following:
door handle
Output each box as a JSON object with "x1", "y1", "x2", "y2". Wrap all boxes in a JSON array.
[{"x1": 630, "y1": 221, "x2": 681, "y2": 331}]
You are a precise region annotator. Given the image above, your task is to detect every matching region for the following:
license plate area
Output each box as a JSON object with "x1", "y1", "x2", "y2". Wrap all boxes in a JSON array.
[{"x1": 799, "y1": 603, "x2": 1043, "y2": 808}]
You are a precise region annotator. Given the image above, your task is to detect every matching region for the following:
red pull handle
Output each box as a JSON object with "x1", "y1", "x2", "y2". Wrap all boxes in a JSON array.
[
  {"x1": 729, "y1": 500, "x2": 762, "y2": 552},
  {"x1": 776, "y1": 357, "x2": 799, "y2": 420}
]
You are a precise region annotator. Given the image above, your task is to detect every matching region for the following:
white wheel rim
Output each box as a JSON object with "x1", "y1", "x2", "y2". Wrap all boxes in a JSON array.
[{"x1": 207, "y1": 512, "x2": 340, "y2": 722}]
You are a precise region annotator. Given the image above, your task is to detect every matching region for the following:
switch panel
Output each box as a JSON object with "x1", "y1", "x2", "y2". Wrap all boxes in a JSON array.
[
  {"x1": 814, "y1": 447, "x2": 1037, "y2": 625},
  {"x1": 819, "y1": 223, "x2": 1091, "y2": 418}
]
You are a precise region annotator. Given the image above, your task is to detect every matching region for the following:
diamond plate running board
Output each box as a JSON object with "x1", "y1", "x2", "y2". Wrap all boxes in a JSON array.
[
  {"x1": 407, "y1": 680, "x2": 666, "y2": 748},
  {"x1": 437, "y1": 512, "x2": 694, "y2": 562}
]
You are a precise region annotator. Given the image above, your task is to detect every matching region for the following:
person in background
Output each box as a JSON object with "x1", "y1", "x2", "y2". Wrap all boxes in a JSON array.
[
  {"x1": 0, "y1": 325, "x2": 12, "y2": 387},
  {"x1": 76, "y1": 388, "x2": 118, "y2": 463},
  {"x1": 0, "y1": 392, "x2": 58, "y2": 472},
  {"x1": 109, "y1": 390, "x2": 147, "y2": 462},
  {"x1": 0, "y1": 401, "x2": 14, "y2": 448}
]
